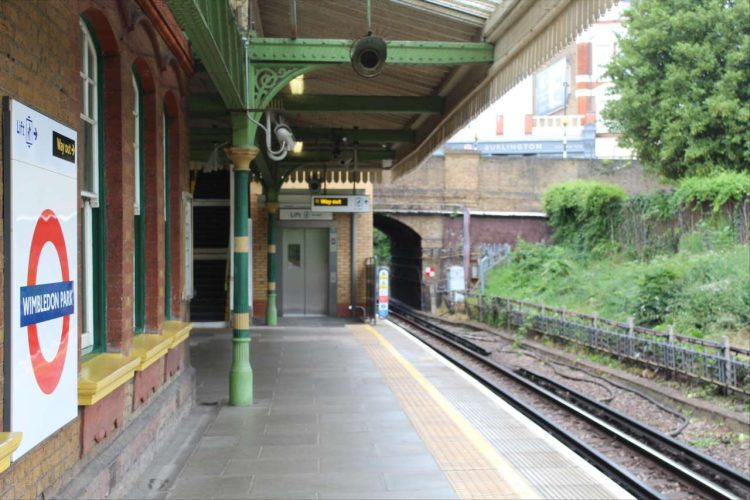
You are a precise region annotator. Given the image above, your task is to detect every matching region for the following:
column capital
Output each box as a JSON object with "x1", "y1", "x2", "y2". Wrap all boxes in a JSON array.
[{"x1": 225, "y1": 146, "x2": 259, "y2": 171}]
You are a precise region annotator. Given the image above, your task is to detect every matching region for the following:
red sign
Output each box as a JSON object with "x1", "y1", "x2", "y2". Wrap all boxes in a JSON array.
[
  {"x1": 26, "y1": 209, "x2": 71, "y2": 394},
  {"x1": 424, "y1": 266, "x2": 435, "y2": 279}
]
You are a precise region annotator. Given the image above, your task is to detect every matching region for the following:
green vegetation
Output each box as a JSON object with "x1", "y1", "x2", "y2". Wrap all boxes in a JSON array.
[
  {"x1": 489, "y1": 177, "x2": 750, "y2": 344},
  {"x1": 484, "y1": 238, "x2": 749, "y2": 343},
  {"x1": 673, "y1": 171, "x2": 750, "y2": 212},
  {"x1": 603, "y1": 0, "x2": 750, "y2": 179},
  {"x1": 373, "y1": 228, "x2": 391, "y2": 265},
  {"x1": 543, "y1": 180, "x2": 627, "y2": 253}
]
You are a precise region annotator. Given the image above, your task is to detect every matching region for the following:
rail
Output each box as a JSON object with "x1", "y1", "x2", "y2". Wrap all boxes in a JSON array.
[
  {"x1": 392, "y1": 303, "x2": 750, "y2": 499},
  {"x1": 465, "y1": 294, "x2": 750, "y2": 395}
]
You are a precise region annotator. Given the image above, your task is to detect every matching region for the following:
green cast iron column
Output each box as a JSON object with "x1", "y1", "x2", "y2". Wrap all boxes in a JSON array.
[
  {"x1": 225, "y1": 144, "x2": 257, "y2": 406},
  {"x1": 265, "y1": 190, "x2": 279, "y2": 326}
]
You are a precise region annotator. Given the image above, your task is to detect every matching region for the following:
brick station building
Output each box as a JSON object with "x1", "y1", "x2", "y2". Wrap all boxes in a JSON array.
[{"x1": 0, "y1": 1, "x2": 194, "y2": 497}]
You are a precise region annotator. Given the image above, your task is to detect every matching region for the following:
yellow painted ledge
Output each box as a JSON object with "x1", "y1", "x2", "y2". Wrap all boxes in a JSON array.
[
  {"x1": 164, "y1": 320, "x2": 192, "y2": 348},
  {"x1": 131, "y1": 334, "x2": 172, "y2": 371},
  {"x1": 78, "y1": 353, "x2": 139, "y2": 406},
  {"x1": 0, "y1": 433, "x2": 22, "y2": 473}
]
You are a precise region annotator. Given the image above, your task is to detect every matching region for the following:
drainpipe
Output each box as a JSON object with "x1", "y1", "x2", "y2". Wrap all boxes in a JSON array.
[{"x1": 463, "y1": 207, "x2": 471, "y2": 291}]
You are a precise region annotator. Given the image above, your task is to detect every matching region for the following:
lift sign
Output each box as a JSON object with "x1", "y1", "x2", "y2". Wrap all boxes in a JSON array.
[{"x1": 5, "y1": 98, "x2": 78, "y2": 460}]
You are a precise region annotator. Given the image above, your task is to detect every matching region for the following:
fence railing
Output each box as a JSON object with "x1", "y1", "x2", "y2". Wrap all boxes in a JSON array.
[{"x1": 465, "y1": 294, "x2": 750, "y2": 395}]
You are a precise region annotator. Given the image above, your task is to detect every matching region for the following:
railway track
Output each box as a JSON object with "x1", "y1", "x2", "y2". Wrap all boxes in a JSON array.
[{"x1": 389, "y1": 303, "x2": 750, "y2": 500}]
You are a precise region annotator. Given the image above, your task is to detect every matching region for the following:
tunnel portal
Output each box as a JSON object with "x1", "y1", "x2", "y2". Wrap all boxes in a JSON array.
[{"x1": 373, "y1": 214, "x2": 423, "y2": 309}]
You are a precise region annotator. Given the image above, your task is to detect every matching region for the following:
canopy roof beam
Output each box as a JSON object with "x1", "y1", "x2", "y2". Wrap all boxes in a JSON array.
[
  {"x1": 190, "y1": 94, "x2": 445, "y2": 115},
  {"x1": 248, "y1": 38, "x2": 493, "y2": 65},
  {"x1": 277, "y1": 95, "x2": 444, "y2": 114}
]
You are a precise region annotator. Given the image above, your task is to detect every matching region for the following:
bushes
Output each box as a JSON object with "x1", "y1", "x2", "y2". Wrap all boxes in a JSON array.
[
  {"x1": 494, "y1": 175, "x2": 750, "y2": 341},
  {"x1": 544, "y1": 172, "x2": 750, "y2": 257},
  {"x1": 634, "y1": 262, "x2": 681, "y2": 326},
  {"x1": 673, "y1": 171, "x2": 750, "y2": 212},
  {"x1": 543, "y1": 180, "x2": 627, "y2": 252},
  {"x1": 484, "y1": 243, "x2": 749, "y2": 342}
]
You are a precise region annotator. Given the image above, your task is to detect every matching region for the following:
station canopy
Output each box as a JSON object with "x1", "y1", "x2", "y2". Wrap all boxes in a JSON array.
[{"x1": 171, "y1": 0, "x2": 617, "y2": 182}]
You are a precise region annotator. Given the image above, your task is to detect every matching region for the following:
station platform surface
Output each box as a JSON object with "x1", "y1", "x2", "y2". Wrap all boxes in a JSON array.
[{"x1": 128, "y1": 317, "x2": 632, "y2": 499}]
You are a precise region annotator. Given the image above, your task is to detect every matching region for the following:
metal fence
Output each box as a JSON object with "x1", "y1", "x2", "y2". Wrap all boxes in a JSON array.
[{"x1": 466, "y1": 295, "x2": 750, "y2": 395}]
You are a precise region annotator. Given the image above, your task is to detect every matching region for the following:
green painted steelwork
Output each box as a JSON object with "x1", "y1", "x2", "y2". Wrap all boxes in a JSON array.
[
  {"x1": 189, "y1": 93, "x2": 444, "y2": 115},
  {"x1": 295, "y1": 128, "x2": 416, "y2": 143},
  {"x1": 192, "y1": 127, "x2": 415, "y2": 145},
  {"x1": 230, "y1": 161, "x2": 253, "y2": 405},
  {"x1": 278, "y1": 95, "x2": 444, "y2": 113},
  {"x1": 248, "y1": 38, "x2": 493, "y2": 65},
  {"x1": 166, "y1": 0, "x2": 246, "y2": 109},
  {"x1": 229, "y1": 337, "x2": 252, "y2": 404},
  {"x1": 253, "y1": 63, "x2": 332, "y2": 110}
]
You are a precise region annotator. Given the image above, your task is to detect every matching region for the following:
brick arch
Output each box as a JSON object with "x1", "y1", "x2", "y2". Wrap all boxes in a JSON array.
[
  {"x1": 81, "y1": 7, "x2": 119, "y2": 56},
  {"x1": 373, "y1": 214, "x2": 423, "y2": 309},
  {"x1": 162, "y1": 56, "x2": 187, "y2": 97},
  {"x1": 131, "y1": 16, "x2": 164, "y2": 72}
]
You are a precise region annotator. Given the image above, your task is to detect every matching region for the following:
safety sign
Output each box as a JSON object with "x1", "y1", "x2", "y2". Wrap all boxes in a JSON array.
[
  {"x1": 4, "y1": 98, "x2": 78, "y2": 459},
  {"x1": 377, "y1": 267, "x2": 389, "y2": 319}
]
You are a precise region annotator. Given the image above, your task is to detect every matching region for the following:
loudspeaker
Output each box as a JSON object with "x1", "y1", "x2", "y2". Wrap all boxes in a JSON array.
[{"x1": 351, "y1": 36, "x2": 387, "y2": 78}]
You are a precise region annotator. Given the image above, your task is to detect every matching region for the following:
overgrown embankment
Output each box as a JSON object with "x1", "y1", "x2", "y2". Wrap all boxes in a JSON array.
[{"x1": 485, "y1": 172, "x2": 750, "y2": 344}]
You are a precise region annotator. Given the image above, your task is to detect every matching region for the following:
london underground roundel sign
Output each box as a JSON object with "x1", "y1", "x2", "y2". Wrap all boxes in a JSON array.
[
  {"x1": 22, "y1": 209, "x2": 73, "y2": 394},
  {"x1": 6, "y1": 98, "x2": 78, "y2": 460}
]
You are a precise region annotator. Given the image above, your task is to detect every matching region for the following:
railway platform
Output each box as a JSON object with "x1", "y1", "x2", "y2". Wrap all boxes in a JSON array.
[{"x1": 127, "y1": 318, "x2": 632, "y2": 499}]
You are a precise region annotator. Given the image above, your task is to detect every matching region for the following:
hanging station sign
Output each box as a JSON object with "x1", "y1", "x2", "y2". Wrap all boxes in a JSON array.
[
  {"x1": 311, "y1": 195, "x2": 370, "y2": 213},
  {"x1": 3, "y1": 98, "x2": 78, "y2": 459}
]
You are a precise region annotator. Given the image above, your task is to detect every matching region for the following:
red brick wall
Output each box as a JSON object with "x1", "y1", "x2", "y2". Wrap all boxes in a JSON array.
[{"x1": 0, "y1": 0, "x2": 193, "y2": 496}]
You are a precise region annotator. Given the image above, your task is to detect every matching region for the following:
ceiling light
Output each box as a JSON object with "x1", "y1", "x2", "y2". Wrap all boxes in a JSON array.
[{"x1": 289, "y1": 74, "x2": 304, "y2": 95}]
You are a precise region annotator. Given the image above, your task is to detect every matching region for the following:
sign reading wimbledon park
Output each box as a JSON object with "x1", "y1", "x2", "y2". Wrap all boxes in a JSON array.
[{"x1": 4, "y1": 98, "x2": 78, "y2": 459}]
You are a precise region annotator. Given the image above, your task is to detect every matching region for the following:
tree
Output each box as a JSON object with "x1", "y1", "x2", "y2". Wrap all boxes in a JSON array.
[{"x1": 603, "y1": 0, "x2": 750, "y2": 179}]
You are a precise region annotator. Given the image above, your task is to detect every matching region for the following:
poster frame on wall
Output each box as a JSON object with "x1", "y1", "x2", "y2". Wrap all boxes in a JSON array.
[{"x1": 2, "y1": 97, "x2": 79, "y2": 460}]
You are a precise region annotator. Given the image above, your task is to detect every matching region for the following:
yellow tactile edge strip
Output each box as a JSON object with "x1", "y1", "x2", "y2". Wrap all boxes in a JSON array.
[{"x1": 350, "y1": 324, "x2": 539, "y2": 500}]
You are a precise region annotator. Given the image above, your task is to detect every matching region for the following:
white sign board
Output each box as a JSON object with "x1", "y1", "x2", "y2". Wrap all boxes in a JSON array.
[
  {"x1": 279, "y1": 209, "x2": 333, "y2": 221},
  {"x1": 311, "y1": 195, "x2": 370, "y2": 213},
  {"x1": 448, "y1": 265, "x2": 465, "y2": 302},
  {"x1": 5, "y1": 98, "x2": 78, "y2": 459}
]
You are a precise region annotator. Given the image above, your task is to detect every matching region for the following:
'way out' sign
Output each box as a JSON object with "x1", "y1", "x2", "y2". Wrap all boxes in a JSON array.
[{"x1": 4, "y1": 98, "x2": 78, "y2": 459}]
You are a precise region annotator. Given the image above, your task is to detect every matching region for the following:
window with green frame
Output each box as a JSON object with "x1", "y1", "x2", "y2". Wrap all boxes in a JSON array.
[
  {"x1": 132, "y1": 71, "x2": 145, "y2": 333},
  {"x1": 79, "y1": 18, "x2": 107, "y2": 354}
]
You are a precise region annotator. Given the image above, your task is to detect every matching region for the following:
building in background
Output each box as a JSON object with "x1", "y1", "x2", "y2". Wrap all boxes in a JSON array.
[{"x1": 444, "y1": 1, "x2": 631, "y2": 160}]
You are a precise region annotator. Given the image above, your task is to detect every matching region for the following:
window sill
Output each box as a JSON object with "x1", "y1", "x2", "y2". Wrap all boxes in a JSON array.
[
  {"x1": 0, "y1": 433, "x2": 22, "y2": 473},
  {"x1": 78, "y1": 353, "x2": 139, "y2": 406},
  {"x1": 164, "y1": 320, "x2": 192, "y2": 348},
  {"x1": 131, "y1": 334, "x2": 172, "y2": 371}
]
